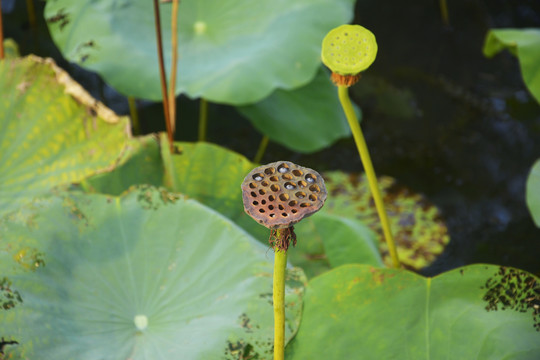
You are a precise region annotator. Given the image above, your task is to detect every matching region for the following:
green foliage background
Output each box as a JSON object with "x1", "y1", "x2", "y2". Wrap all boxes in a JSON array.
[{"x1": 0, "y1": 1, "x2": 539, "y2": 358}]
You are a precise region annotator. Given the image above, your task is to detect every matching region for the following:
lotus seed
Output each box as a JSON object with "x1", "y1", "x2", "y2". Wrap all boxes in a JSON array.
[
  {"x1": 307, "y1": 177, "x2": 315, "y2": 183},
  {"x1": 254, "y1": 176, "x2": 263, "y2": 181},
  {"x1": 285, "y1": 184, "x2": 294, "y2": 190}
]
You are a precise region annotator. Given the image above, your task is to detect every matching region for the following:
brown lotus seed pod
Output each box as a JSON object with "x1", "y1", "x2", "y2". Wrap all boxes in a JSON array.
[{"x1": 241, "y1": 161, "x2": 327, "y2": 229}]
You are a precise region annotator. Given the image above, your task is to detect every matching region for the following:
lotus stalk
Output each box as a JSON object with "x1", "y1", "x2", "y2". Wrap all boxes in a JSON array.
[
  {"x1": 321, "y1": 24, "x2": 401, "y2": 268},
  {"x1": 241, "y1": 161, "x2": 327, "y2": 360}
]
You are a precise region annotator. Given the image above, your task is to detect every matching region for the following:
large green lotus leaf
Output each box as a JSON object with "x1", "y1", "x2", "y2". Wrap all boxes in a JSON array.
[
  {"x1": 310, "y1": 211, "x2": 382, "y2": 269},
  {"x1": 291, "y1": 211, "x2": 383, "y2": 278},
  {"x1": 0, "y1": 55, "x2": 130, "y2": 217},
  {"x1": 526, "y1": 159, "x2": 540, "y2": 227},
  {"x1": 483, "y1": 28, "x2": 540, "y2": 104},
  {"x1": 323, "y1": 171, "x2": 450, "y2": 270},
  {"x1": 81, "y1": 135, "x2": 165, "y2": 196},
  {"x1": 170, "y1": 141, "x2": 255, "y2": 221},
  {"x1": 237, "y1": 67, "x2": 352, "y2": 153},
  {"x1": 44, "y1": 0, "x2": 355, "y2": 105},
  {"x1": 0, "y1": 187, "x2": 306, "y2": 359},
  {"x1": 286, "y1": 264, "x2": 540, "y2": 359}
]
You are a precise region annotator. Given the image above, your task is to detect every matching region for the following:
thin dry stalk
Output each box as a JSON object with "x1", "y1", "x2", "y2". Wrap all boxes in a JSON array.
[
  {"x1": 0, "y1": 0, "x2": 4, "y2": 60},
  {"x1": 168, "y1": 0, "x2": 179, "y2": 134},
  {"x1": 152, "y1": 0, "x2": 173, "y2": 152}
]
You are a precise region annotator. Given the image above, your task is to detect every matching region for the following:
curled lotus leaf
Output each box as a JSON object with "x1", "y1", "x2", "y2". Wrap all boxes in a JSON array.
[
  {"x1": 483, "y1": 28, "x2": 540, "y2": 104},
  {"x1": 0, "y1": 55, "x2": 130, "y2": 217}
]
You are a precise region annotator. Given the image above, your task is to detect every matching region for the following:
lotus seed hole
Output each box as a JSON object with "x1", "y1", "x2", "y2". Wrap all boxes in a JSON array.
[
  {"x1": 306, "y1": 175, "x2": 316, "y2": 183},
  {"x1": 261, "y1": 200, "x2": 267, "y2": 205},
  {"x1": 269, "y1": 195, "x2": 276, "y2": 201},
  {"x1": 264, "y1": 167, "x2": 275, "y2": 175},
  {"x1": 309, "y1": 184, "x2": 320, "y2": 192},
  {"x1": 278, "y1": 164, "x2": 290, "y2": 173},
  {"x1": 291, "y1": 209, "x2": 298, "y2": 214},
  {"x1": 300, "y1": 202, "x2": 312, "y2": 208},
  {"x1": 259, "y1": 209, "x2": 265, "y2": 213},
  {"x1": 281, "y1": 213, "x2": 288, "y2": 217},
  {"x1": 282, "y1": 174, "x2": 293, "y2": 180},
  {"x1": 261, "y1": 180, "x2": 269, "y2": 187},
  {"x1": 269, "y1": 176, "x2": 279, "y2": 182},
  {"x1": 249, "y1": 182, "x2": 256, "y2": 189},
  {"x1": 268, "y1": 205, "x2": 274, "y2": 210},
  {"x1": 134, "y1": 315, "x2": 148, "y2": 331},
  {"x1": 298, "y1": 180, "x2": 307, "y2": 188},
  {"x1": 279, "y1": 194, "x2": 289, "y2": 201},
  {"x1": 284, "y1": 182, "x2": 296, "y2": 190},
  {"x1": 292, "y1": 170, "x2": 303, "y2": 176},
  {"x1": 252, "y1": 201, "x2": 259, "y2": 206},
  {"x1": 250, "y1": 191, "x2": 257, "y2": 198},
  {"x1": 270, "y1": 184, "x2": 280, "y2": 192},
  {"x1": 296, "y1": 191, "x2": 306, "y2": 199},
  {"x1": 279, "y1": 204, "x2": 285, "y2": 210},
  {"x1": 309, "y1": 194, "x2": 317, "y2": 201},
  {"x1": 270, "y1": 214, "x2": 276, "y2": 218},
  {"x1": 259, "y1": 189, "x2": 266, "y2": 195},
  {"x1": 288, "y1": 200, "x2": 298, "y2": 207}
]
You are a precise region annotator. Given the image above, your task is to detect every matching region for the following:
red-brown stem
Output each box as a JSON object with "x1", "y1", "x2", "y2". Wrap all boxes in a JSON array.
[
  {"x1": 0, "y1": 0, "x2": 5, "y2": 60},
  {"x1": 152, "y1": 0, "x2": 173, "y2": 152},
  {"x1": 168, "y1": 0, "x2": 179, "y2": 134}
]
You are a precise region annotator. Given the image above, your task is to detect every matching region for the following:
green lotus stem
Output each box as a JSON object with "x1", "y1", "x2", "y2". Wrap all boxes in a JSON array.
[
  {"x1": 273, "y1": 240, "x2": 287, "y2": 360},
  {"x1": 168, "y1": 0, "x2": 179, "y2": 134},
  {"x1": 0, "y1": 0, "x2": 4, "y2": 60},
  {"x1": 439, "y1": 0, "x2": 450, "y2": 27},
  {"x1": 127, "y1": 97, "x2": 140, "y2": 135},
  {"x1": 337, "y1": 85, "x2": 400, "y2": 268},
  {"x1": 198, "y1": 98, "x2": 208, "y2": 141},
  {"x1": 152, "y1": 0, "x2": 173, "y2": 152},
  {"x1": 253, "y1": 135, "x2": 269, "y2": 164},
  {"x1": 26, "y1": 0, "x2": 37, "y2": 32}
]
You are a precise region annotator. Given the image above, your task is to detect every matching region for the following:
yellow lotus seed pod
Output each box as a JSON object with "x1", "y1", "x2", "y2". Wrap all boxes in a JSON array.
[{"x1": 321, "y1": 24, "x2": 378, "y2": 76}]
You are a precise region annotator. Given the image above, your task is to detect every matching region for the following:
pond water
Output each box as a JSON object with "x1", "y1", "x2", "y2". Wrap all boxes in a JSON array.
[{"x1": 4, "y1": 0, "x2": 540, "y2": 276}]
